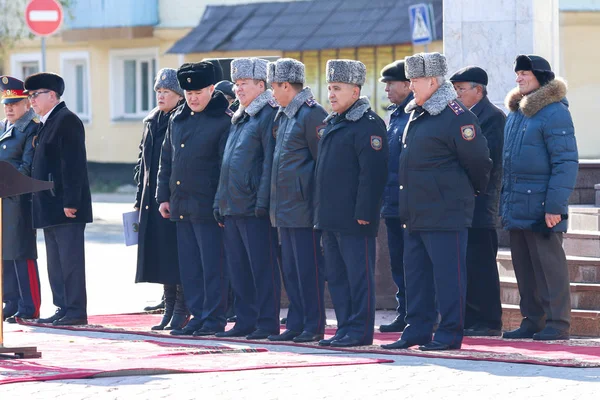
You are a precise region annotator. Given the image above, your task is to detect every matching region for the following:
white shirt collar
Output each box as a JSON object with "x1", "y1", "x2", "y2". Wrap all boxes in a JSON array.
[{"x1": 40, "y1": 102, "x2": 62, "y2": 124}]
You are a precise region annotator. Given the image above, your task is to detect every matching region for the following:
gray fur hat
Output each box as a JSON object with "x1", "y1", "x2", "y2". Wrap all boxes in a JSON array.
[
  {"x1": 231, "y1": 58, "x2": 269, "y2": 82},
  {"x1": 326, "y1": 59, "x2": 366, "y2": 86},
  {"x1": 267, "y1": 58, "x2": 305, "y2": 84},
  {"x1": 404, "y1": 52, "x2": 448, "y2": 79},
  {"x1": 154, "y1": 68, "x2": 183, "y2": 96}
]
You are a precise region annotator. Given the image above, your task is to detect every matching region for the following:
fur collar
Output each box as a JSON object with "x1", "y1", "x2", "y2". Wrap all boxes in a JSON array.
[
  {"x1": 13, "y1": 108, "x2": 37, "y2": 132},
  {"x1": 276, "y1": 87, "x2": 314, "y2": 120},
  {"x1": 232, "y1": 89, "x2": 275, "y2": 124},
  {"x1": 505, "y1": 78, "x2": 568, "y2": 117},
  {"x1": 405, "y1": 81, "x2": 457, "y2": 116},
  {"x1": 324, "y1": 96, "x2": 371, "y2": 123}
]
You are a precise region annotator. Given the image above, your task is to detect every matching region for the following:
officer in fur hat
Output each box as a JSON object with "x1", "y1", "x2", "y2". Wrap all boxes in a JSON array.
[
  {"x1": 0, "y1": 75, "x2": 41, "y2": 322},
  {"x1": 315, "y1": 60, "x2": 388, "y2": 348},
  {"x1": 156, "y1": 61, "x2": 233, "y2": 336},
  {"x1": 214, "y1": 57, "x2": 282, "y2": 340},
  {"x1": 25, "y1": 72, "x2": 93, "y2": 326},
  {"x1": 381, "y1": 53, "x2": 492, "y2": 351},
  {"x1": 500, "y1": 55, "x2": 578, "y2": 341},
  {"x1": 450, "y1": 66, "x2": 506, "y2": 337},
  {"x1": 266, "y1": 58, "x2": 327, "y2": 343}
]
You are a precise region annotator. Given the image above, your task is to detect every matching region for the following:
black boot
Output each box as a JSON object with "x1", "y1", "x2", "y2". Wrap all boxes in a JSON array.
[
  {"x1": 165, "y1": 284, "x2": 190, "y2": 330},
  {"x1": 151, "y1": 285, "x2": 176, "y2": 330}
]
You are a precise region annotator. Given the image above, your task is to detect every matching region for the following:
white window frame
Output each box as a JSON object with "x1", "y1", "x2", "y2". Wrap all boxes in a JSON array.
[
  {"x1": 109, "y1": 47, "x2": 159, "y2": 120},
  {"x1": 10, "y1": 53, "x2": 42, "y2": 80},
  {"x1": 60, "y1": 51, "x2": 92, "y2": 123}
]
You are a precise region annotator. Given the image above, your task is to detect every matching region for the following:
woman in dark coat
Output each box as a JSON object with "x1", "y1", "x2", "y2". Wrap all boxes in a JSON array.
[
  {"x1": 134, "y1": 68, "x2": 188, "y2": 330},
  {"x1": 1, "y1": 76, "x2": 41, "y2": 321}
]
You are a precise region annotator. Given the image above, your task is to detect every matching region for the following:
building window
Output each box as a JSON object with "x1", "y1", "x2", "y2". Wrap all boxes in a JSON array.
[
  {"x1": 110, "y1": 48, "x2": 158, "y2": 120},
  {"x1": 60, "y1": 52, "x2": 91, "y2": 122},
  {"x1": 10, "y1": 53, "x2": 42, "y2": 80}
]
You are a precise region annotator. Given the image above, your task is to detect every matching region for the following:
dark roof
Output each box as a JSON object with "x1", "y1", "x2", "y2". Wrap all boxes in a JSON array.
[{"x1": 168, "y1": 0, "x2": 443, "y2": 54}]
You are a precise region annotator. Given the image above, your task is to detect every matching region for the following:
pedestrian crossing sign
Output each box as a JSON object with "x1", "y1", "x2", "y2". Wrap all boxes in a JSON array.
[{"x1": 409, "y1": 3, "x2": 433, "y2": 46}]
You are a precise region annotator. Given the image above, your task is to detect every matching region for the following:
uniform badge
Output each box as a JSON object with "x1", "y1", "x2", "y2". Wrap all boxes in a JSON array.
[
  {"x1": 305, "y1": 97, "x2": 316, "y2": 107},
  {"x1": 316, "y1": 124, "x2": 326, "y2": 139},
  {"x1": 225, "y1": 108, "x2": 233, "y2": 117},
  {"x1": 328, "y1": 68, "x2": 335, "y2": 81},
  {"x1": 32, "y1": 135, "x2": 38, "y2": 148},
  {"x1": 1, "y1": 77, "x2": 8, "y2": 84},
  {"x1": 371, "y1": 135, "x2": 383, "y2": 151},
  {"x1": 187, "y1": 77, "x2": 192, "y2": 83},
  {"x1": 232, "y1": 67, "x2": 238, "y2": 75},
  {"x1": 448, "y1": 100, "x2": 465, "y2": 116},
  {"x1": 461, "y1": 125, "x2": 476, "y2": 141},
  {"x1": 161, "y1": 74, "x2": 166, "y2": 80}
]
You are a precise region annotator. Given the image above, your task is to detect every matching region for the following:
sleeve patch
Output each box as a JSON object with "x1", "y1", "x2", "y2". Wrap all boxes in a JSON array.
[
  {"x1": 316, "y1": 124, "x2": 326, "y2": 139},
  {"x1": 448, "y1": 100, "x2": 465, "y2": 116},
  {"x1": 460, "y1": 125, "x2": 476, "y2": 141},
  {"x1": 371, "y1": 135, "x2": 383, "y2": 150},
  {"x1": 305, "y1": 97, "x2": 317, "y2": 107}
]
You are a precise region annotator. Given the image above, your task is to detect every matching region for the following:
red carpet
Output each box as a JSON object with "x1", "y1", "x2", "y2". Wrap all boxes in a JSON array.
[
  {"x1": 17, "y1": 313, "x2": 600, "y2": 368},
  {"x1": 0, "y1": 329, "x2": 391, "y2": 385}
]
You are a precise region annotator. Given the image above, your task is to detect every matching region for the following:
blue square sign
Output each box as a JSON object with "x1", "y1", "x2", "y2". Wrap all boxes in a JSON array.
[{"x1": 409, "y1": 3, "x2": 433, "y2": 45}]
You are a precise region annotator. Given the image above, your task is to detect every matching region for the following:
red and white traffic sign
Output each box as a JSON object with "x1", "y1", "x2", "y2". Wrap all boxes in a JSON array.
[{"x1": 25, "y1": 0, "x2": 63, "y2": 37}]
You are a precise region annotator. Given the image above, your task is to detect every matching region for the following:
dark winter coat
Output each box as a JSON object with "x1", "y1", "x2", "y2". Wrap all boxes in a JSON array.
[
  {"x1": 31, "y1": 102, "x2": 93, "y2": 229},
  {"x1": 314, "y1": 97, "x2": 388, "y2": 237},
  {"x1": 500, "y1": 78, "x2": 578, "y2": 232},
  {"x1": 471, "y1": 96, "x2": 506, "y2": 229},
  {"x1": 398, "y1": 82, "x2": 492, "y2": 231},
  {"x1": 381, "y1": 93, "x2": 413, "y2": 218},
  {"x1": 270, "y1": 88, "x2": 327, "y2": 228},
  {"x1": 1, "y1": 108, "x2": 38, "y2": 260},
  {"x1": 134, "y1": 106, "x2": 180, "y2": 284},
  {"x1": 156, "y1": 92, "x2": 231, "y2": 222},
  {"x1": 215, "y1": 90, "x2": 278, "y2": 217}
]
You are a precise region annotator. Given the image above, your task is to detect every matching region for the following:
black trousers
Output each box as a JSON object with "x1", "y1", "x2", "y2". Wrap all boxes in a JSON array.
[
  {"x1": 509, "y1": 230, "x2": 571, "y2": 331},
  {"x1": 465, "y1": 228, "x2": 502, "y2": 330},
  {"x1": 43, "y1": 223, "x2": 87, "y2": 319}
]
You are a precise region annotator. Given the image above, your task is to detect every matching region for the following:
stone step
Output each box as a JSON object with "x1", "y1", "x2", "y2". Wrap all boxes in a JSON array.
[
  {"x1": 569, "y1": 205, "x2": 600, "y2": 231},
  {"x1": 497, "y1": 249, "x2": 600, "y2": 283},
  {"x1": 502, "y1": 304, "x2": 600, "y2": 337},
  {"x1": 563, "y1": 230, "x2": 600, "y2": 258},
  {"x1": 500, "y1": 276, "x2": 600, "y2": 310}
]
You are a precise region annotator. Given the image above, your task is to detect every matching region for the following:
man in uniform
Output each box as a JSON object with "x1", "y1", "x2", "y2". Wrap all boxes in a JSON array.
[
  {"x1": 0, "y1": 76, "x2": 41, "y2": 322},
  {"x1": 315, "y1": 60, "x2": 388, "y2": 348},
  {"x1": 381, "y1": 53, "x2": 492, "y2": 351},
  {"x1": 266, "y1": 58, "x2": 327, "y2": 343},
  {"x1": 377, "y1": 60, "x2": 413, "y2": 333},
  {"x1": 26, "y1": 72, "x2": 93, "y2": 326},
  {"x1": 214, "y1": 58, "x2": 281, "y2": 340},
  {"x1": 450, "y1": 66, "x2": 506, "y2": 337}
]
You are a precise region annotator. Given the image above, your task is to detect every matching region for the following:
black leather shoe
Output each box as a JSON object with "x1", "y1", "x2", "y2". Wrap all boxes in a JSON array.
[
  {"x1": 379, "y1": 316, "x2": 407, "y2": 333},
  {"x1": 380, "y1": 339, "x2": 424, "y2": 350},
  {"x1": 247, "y1": 329, "x2": 275, "y2": 340},
  {"x1": 165, "y1": 313, "x2": 190, "y2": 331},
  {"x1": 318, "y1": 333, "x2": 345, "y2": 346},
  {"x1": 532, "y1": 327, "x2": 569, "y2": 341},
  {"x1": 464, "y1": 326, "x2": 502, "y2": 337},
  {"x1": 144, "y1": 300, "x2": 165, "y2": 312},
  {"x1": 419, "y1": 340, "x2": 460, "y2": 351},
  {"x1": 215, "y1": 327, "x2": 255, "y2": 338},
  {"x1": 170, "y1": 327, "x2": 196, "y2": 336},
  {"x1": 37, "y1": 309, "x2": 66, "y2": 324},
  {"x1": 293, "y1": 331, "x2": 324, "y2": 343},
  {"x1": 330, "y1": 336, "x2": 367, "y2": 348},
  {"x1": 53, "y1": 317, "x2": 88, "y2": 326},
  {"x1": 227, "y1": 315, "x2": 237, "y2": 323},
  {"x1": 6, "y1": 312, "x2": 35, "y2": 324},
  {"x1": 502, "y1": 327, "x2": 539, "y2": 339},
  {"x1": 3, "y1": 305, "x2": 18, "y2": 319},
  {"x1": 193, "y1": 326, "x2": 224, "y2": 336},
  {"x1": 268, "y1": 329, "x2": 300, "y2": 341},
  {"x1": 280, "y1": 317, "x2": 287, "y2": 324}
]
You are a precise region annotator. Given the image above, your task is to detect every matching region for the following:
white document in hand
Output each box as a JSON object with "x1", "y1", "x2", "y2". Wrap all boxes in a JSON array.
[{"x1": 123, "y1": 210, "x2": 140, "y2": 246}]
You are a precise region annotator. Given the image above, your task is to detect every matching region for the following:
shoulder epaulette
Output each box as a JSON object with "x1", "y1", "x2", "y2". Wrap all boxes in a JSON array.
[
  {"x1": 448, "y1": 100, "x2": 465, "y2": 116},
  {"x1": 305, "y1": 97, "x2": 317, "y2": 107},
  {"x1": 32, "y1": 117, "x2": 40, "y2": 123},
  {"x1": 268, "y1": 98, "x2": 279, "y2": 108}
]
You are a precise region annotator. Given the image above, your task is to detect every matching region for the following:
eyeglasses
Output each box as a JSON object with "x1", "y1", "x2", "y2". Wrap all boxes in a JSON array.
[{"x1": 28, "y1": 90, "x2": 51, "y2": 99}]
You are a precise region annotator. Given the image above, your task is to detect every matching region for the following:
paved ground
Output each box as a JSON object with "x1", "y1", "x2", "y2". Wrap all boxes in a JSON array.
[{"x1": 2, "y1": 194, "x2": 600, "y2": 399}]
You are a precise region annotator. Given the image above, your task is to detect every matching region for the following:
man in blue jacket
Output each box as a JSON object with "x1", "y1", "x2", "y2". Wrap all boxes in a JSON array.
[
  {"x1": 378, "y1": 60, "x2": 413, "y2": 333},
  {"x1": 267, "y1": 58, "x2": 327, "y2": 343},
  {"x1": 315, "y1": 60, "x2": 388, "y2": 348},
  {"x1": 500, "y1": 55, "x2": 578, "y2": 341},
  {"x1": 214, "y1": 58, "x2": 281, "y2": 340}
]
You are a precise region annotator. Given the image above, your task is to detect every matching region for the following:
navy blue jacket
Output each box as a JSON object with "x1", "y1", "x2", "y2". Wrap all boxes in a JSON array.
[
  {"x1": 314, "y1": 98, "x2": 388, "y2": 237},
  {"x1": 381, "y1": 93, "x2": 413, "y2": 218},
  {"x1": 500, "y1": 78, "x2": 578, "y2": 232}
]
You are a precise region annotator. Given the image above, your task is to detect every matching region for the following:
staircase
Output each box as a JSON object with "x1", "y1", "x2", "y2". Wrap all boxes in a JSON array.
[{"x1": 498, "y1": 205, "x2": 600, "y2": 336}]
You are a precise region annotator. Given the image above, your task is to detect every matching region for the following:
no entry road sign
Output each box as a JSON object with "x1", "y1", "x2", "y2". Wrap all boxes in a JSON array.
[{"x1": 25, "y1": 0, "x2": 63, "y2": 37}]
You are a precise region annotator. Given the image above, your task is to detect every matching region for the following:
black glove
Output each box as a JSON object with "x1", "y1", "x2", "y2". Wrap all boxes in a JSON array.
[
  {"x1": 255, "y1": 207, "x2": 268, "y2": 218},
  {"x1": 213, "y1": 208, "x2": 224, "y2": 224}
]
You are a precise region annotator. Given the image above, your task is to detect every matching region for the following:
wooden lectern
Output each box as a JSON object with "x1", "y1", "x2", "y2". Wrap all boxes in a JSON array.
[{"x1": 0, "y1": 160, "x2": 53, "y2": 358}]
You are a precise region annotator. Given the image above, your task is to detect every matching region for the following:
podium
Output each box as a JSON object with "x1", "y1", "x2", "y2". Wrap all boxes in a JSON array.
[{"x1": 0, "y1": 160, "x2": 53, "y2": 358}]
